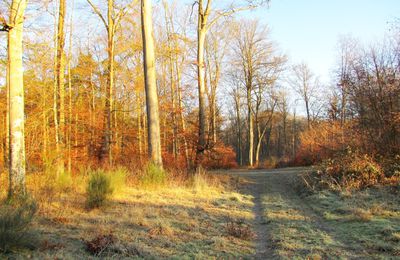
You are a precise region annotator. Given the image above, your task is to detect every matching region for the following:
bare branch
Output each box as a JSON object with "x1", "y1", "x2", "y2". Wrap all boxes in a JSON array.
[
  {"x1": 86, "y1": 0, "x2": 108, "y2": 30},
  {"x1": 114, "y1": 0, "x2": 138, "y2": 30}
]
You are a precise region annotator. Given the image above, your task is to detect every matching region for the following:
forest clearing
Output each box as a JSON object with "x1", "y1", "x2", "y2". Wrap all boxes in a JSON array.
[{"x1": 1, "y1": 0, "x2": 400, "y2": 258}]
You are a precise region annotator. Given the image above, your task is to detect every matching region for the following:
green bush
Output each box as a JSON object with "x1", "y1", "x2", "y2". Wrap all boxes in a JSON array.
[
  {"x1": 86, "y1": 171, "x2": 114, "y2": 208},
  {"x1": 0, "y1": 198, "x2": 38, "y2": 252},
  {"x1": 140, "y1": 163, "x2": 167, "y2": 187}
]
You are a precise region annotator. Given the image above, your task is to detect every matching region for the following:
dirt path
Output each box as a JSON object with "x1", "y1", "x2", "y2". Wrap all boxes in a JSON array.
[
  {"x1": 228, "y1": 167, "x2": 333, "y2": 259},
  {"x1": 224, "y1": 166, "x2": 400, "y2": 259}
]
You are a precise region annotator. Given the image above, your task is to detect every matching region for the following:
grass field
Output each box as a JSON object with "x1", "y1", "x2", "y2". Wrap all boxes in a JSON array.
[
  {"x1": 1, "y1": 168, "x2": 399, "y2": 259},
  {"x1": 1, "y1": 172, "x2": 256, "y2": 258},
  {"x1": 255, "y1": 168, "x2": 400, "y2": 259}
]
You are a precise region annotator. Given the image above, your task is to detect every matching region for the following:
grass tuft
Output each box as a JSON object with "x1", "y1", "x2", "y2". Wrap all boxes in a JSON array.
[
  {"x1": 140, "y1": 163, "x2": 167, "y2": 188},
  {"x1": 0, "y1": 197, "x2": 38, "y2": 252}
]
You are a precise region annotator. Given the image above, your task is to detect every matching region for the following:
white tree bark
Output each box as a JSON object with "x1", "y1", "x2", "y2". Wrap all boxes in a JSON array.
[
  {"x1": 141, "y1": 0, "x2": 163, "y2": 167},
  {"x1": 8, "y1": 0, "x2": 28, "y2": 198}
]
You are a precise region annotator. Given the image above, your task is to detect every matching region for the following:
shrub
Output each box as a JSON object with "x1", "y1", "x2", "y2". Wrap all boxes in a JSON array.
[
  {"x1": 84, "y1": 233, "x2": 116, "y2": 256},
  {"x1": 0, "y1": 198, "x2": 38, "y2": 252},
  {"x1": 202, "y1": 143, "x2": 238, "y2": 169},
  {"x1": 307, "y1": 150, "x2": 384, "y2": 190},
  {"x1": 86, "y1": 171, "x2": 114, "y2": 208},
  {"x1": 262, "y1": 156, "x2": 279, "y2": 169},
  {"x1": 380, "y1": 155, "x2": 400, "y2": 178},
  {"x1": 139, "y1": 163, "x2": 167, "y2": 187}
]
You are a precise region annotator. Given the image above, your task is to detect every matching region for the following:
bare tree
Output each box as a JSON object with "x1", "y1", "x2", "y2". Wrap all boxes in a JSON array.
[
  {"x1": 194, "y1": 0, "x2": 267, "y2": 167},
  {"x1": 289, "y1": 63, "x2": 321, "y2": 129}
]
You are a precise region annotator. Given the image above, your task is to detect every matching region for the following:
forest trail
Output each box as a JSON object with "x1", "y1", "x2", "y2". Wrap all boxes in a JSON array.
[{"x1": 227, "y1": 167, "x2": 350, "y2": 259}]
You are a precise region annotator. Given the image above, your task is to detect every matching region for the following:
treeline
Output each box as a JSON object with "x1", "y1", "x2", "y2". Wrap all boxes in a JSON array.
[
  {"x1": 1, "y1": 0, "x2": 275, "y2": 185},
  {"x1": 0, "y1": 0, "x2": 399, "y2": 190},
  {"x1": 223, "y1": 32, "x2": 400, "y2": 170}
]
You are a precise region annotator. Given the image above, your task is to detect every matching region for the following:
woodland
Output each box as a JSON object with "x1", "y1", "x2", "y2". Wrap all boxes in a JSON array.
[{"x1": 0, "y1": 0, "x2": 399, "y2": 258}]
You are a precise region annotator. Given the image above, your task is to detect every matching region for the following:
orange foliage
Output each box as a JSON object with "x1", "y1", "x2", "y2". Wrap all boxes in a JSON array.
[
  {"x1": 295, "y1": 121, "x2": 360, "y2": 165},
  {"x1": 202, "y1": 143, "x2": 238, "y2": 169}
]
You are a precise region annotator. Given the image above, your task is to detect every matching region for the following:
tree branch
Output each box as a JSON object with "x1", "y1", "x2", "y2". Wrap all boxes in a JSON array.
[
  {"x1": 86, "y1": 0, "x2": 108, "y2": 30},
  {"x1": 114, "y1": 0, "x2": 138, "y2": 30}
]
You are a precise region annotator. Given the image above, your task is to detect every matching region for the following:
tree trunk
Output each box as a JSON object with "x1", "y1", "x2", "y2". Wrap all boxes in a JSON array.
[
  {"x1": 8, "y1": 0, "x2": 27, "y2": 199},
  {"x1": 101, "y1": 0, "x2": 115, "y2": 165},
  {"x1": 196, "y1": 27, "x2": 208, "y2": 164},
  {"x1": 163, "y1": 0, "x2": 178, "y2": 159},
  {"x1": 234, "y1": 90, "x2": 242, "y2": 166},
  {"x1": 5, "y1": 37, "x2": 10, "y2": 172},
  {"x1": 195, "y1": 0, "x2": 212, "y2": 167},
  {"x1": 141, "y1": 0, "x2": 163, "y2": 167},
  {"x1": 176, "y1": 62, "x2": 190, "y2": 168},
  {"x1": 247, "y1": 87, "x2": 254, "y2": 167},
  {"x1": 56, "y1": 0, "x2": 66, "y2": 175}
]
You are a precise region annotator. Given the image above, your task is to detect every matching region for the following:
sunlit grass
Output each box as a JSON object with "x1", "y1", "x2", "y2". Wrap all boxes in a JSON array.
[
  {"x1": 0, "y1": 170, "x2": 256, "y2": 258},
  {"x1": 261, "y1": 172, "x2": 400, "y2": 259}
]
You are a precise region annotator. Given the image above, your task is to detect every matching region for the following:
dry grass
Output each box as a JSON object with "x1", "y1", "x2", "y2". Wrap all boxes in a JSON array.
[
  {"x1": 259, "y1": 169, "x2": 400, "y2": 259},
  {"x1": 0, "y1": 170, "x2": 255, "y2": 258}
]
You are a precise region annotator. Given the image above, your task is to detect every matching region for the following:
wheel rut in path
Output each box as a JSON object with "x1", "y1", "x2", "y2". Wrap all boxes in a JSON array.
[{"x1": 233, "y1": 170, "x2": 276, "y2": 259}]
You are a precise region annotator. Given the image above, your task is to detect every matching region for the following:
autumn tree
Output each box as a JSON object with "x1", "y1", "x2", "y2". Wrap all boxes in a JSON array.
[{"x1": 86, "y1": 0, "x2": 132, "y2": 165}]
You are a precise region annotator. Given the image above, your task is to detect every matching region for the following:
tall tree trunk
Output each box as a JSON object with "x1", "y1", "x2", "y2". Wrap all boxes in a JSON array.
[
  {"x1": 5, "y1": 37, "x2": 10, "y2": 172},
  {"x1": 163, "y1": 0, "x2": 178, "y2": 159},
  {"x1": 138, "y1": 98, "x2": 143, "y2": 163},
  {"x1": 102, "y1": 0, "x2": 115, "y2": 165},
  {"x1": 56, "y1": 0, "x2": 66, "y2": 175},
  {"x1": 41, "y1": 68, "x2": 48, "y2": 167},
  {"x1": 247, "y1": 87, "x2": 254, "y2": 167},
  {"x1": 67, "y1": 0, "x2": 74, "y2": 173},
  {"x1": 141, "y1": 0, "x2": 163, "y2": 167},
  {"x1": 176, "y1": 63, "x2": 190, "y2": 168},
  {"x1": 8, "y1": 0, "x2": 27, "y2": 199},
  {"x1": 234, "y1": 90, "x2": 242, "y2": 166},
  {"x1": 195, "y1": 0, "x2": 212, "y2": 166}
]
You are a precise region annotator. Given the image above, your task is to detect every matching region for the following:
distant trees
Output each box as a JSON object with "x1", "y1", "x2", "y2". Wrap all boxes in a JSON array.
[
  {"x1": 288, "y1": 63, "x2": 322, "y2": 130},
  {"x1": 293, "y1": 34, "x2": 400, "y2": 165},
  {"x1": 86, "y1": 0, "x2": 131, "y2": 165},
  {"x1": 194, "y1": 0, "x2": 268, "y2": 167},
  {"x1": 231, "y1": 20, "x2": 285, "y2": 167},
  {"x1": 336, "y1": 38, "x2": 400, "y2": 156},
  {"x1": 0, "y1": 0, "x2": 397, "y2": 180}
]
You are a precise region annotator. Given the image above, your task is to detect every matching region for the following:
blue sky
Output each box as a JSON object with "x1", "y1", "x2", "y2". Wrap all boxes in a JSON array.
[{"x1": 246, "y1": 0, "x2": 400, "y2": 83}]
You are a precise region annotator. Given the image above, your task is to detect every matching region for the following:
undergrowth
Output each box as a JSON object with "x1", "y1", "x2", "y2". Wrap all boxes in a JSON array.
[
  {"x1": 86, "y1": 170, "x2": 114, "y2": 208},
  {"x1": 0, "y1": 197, "x2": 38, "y2": 252},
  {"x1": 139, "y1": 163, "x2": 167, "y2": 188},
  {"x1": 302, "y1": 149, "x2": 396, "y2": 191}
]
